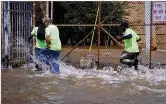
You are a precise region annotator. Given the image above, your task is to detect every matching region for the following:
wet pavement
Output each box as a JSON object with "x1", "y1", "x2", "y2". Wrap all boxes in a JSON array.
[{"x1": 2, "y1": 66, "x2": 166, "y2": 104}]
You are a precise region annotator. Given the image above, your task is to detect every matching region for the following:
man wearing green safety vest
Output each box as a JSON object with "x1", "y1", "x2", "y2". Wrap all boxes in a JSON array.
[
  {"x1": 44, "y1": 18, "x2": 62, "y2": 74},
  {"x1": 119, "y1": 21, "x2": 141, "y2": 70},
  {"x1": 31, "y1": 20, "x2": 47, "y2": 71}
]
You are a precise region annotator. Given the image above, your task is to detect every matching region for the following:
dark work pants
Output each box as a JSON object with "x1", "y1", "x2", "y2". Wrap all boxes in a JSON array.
[
  {"x1": 120, "y1": 51, "x2": 139, "y2": 70},
  {"x1": 42, "y1": 48, "x2": 61, "y2": 74}
]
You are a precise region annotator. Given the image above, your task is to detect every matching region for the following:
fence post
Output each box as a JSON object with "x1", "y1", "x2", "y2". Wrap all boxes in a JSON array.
[
  {"x1": 149, "y1": 1, "x2": 153, "y2": 69},
  {"x1": 1, "y1": 1, "x2": 4, "y2": 59},
  {"x1": 145, "y1": 1, "x2": 151, "y2": 52},
  {"x1": 51, "y1": 1, "x2": 53, "y2": 19},
  {"x1": 97, "y1": 1, "x2": 101, "y2": 70},
  {"x1": 33, "y1": 2, "x2": 35, "y2": 27},
  {"x1": 46, "y1": 1, "x2": 49, "y2": 18}
]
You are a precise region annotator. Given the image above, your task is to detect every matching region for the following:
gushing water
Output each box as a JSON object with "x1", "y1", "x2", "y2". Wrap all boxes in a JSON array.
[
  {"x1": 19, "y1": 43, "x2": 166, "y2": 94},
  {"x1": 27, "y1": 62, "x2": 165, "y2": 83}
]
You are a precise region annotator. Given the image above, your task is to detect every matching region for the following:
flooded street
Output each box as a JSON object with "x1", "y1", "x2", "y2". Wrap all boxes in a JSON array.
[
  {"x1": 2, "y1": 63, "x2": 166, "y2": 104},
  {"x1": 1, "y1": 1, "x2": 166, "y2": 104}
]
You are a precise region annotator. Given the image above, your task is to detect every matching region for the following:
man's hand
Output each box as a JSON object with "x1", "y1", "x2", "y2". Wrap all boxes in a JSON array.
[
  {"x1": 117, "y1": 36, "x2": 123, "y2": 42},
  {"x1": 120, "y1": 44, "x2": 125, "y2": 49},
  {"x1": 33, "y1": 38, "x2": 36, "y2": 47},
  {"x1": 117, "y1": 42, "x2": 124, "y2": 49},
  {"x1": 46, "y1": 35, "x2": 51, "y2": 48},
  {"x1": 28, "y1": 35, "x2": 33, "y2": 42},
  {"x1": 47, "y1": 44, "x2": 50, "y2": 48}
]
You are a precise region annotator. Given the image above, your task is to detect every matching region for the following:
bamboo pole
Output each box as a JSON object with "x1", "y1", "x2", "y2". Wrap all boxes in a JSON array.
[{"x1": 89, "y1": 4, "x2": 99, "y2": 52}]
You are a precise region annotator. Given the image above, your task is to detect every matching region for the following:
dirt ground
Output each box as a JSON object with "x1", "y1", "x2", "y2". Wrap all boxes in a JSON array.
[{"x1": 60, "y1": 48, "x2": 166, "y2": 68}]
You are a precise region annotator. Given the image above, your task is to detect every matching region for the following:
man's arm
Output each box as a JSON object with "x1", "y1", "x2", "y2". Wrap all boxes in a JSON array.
[
  {"x1": 137, "y1": 38, "x2": 141, "y2": 42},
  {"x1": 33, "y1": 37, "x2": 36, "y2": 47},
  {"x1": 118, "y1": 34, "x2": 132, "y2": 41},
  {"x1": 46, "y1": 35, "x2": 50, "y2": 48},
  {"x1": 122, "y1": 34, "x2": 132, "y2": 40},
  {"x1": 136, "y1": 34, "x2": 141, "y2": 42},
  {"x1": 30, "y1": 27, "x2": 37, "y2": 47},
  {"x1": 45, "y1": 27, "x2": 51, "y2": 48}
]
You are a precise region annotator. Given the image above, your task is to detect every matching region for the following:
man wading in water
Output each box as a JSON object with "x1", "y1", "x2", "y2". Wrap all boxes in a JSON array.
[
  {"x1": 118, "y1": 21, "x2": 141, "y2": 70},
  {"x1": 44, "y1": 18, "x2": 62, "y2": 74},
  {"x1": 30, "y1": 20, "x2": 47, "y2": 71}
]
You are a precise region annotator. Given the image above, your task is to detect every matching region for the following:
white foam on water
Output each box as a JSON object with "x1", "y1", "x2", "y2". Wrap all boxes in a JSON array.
[
  {"x1": 137, "y1": 66, "x2": 166, "y2": 83},
  {"x1": 28, "y1": 62, "x2": 166, "y2": 84},
  {"x1": 58, "y1": 62, "x2": 128, "y2": 84},
  {"x1": 136, "y1": 86, "x2": 166, "y2": 93},
  {"x1": 26, "y1": 62, "x2": 166, "y2": 93},
  {"x1": 27, "y1": 70, "x2": 55, "y2": 78},
  {"x1": 58, "y1": 62, "x2": 166, "y2": 85}
]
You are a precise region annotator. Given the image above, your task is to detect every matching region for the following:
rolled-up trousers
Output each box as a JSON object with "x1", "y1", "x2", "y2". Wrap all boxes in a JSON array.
[{"x1": 120, "y1": 51, "x2": 139, "y2": 66}]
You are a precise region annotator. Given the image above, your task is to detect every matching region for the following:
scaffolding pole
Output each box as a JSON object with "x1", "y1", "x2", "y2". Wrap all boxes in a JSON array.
[
  {"x1": 97, "y1": 1, "x2": 101, "y2": 70},
  {"x1": 32, "y1": 1, "x2": 35, "y2": 27},
  {"x1": 51, "y1": 1, "x2": 53, "y2": 19},
  {"x1": 149, "y1": 1, "x2": 153, "y2": 69},
  {"x1": 1, "y1": 1, "x2": 4, "y2": 57},
  {"x1": 46, "y1": 1, "x2": 49, "y2": 18}
]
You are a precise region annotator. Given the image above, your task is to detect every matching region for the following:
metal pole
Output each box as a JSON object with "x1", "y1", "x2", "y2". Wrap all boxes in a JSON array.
[
  {"x1": 33, "y1": 1, "x2": 35, "y2": 27},
  {"x1": 11, "y1": 2, "x2": 13, "y2": 67},
  {"x1": 32, "y1": 1, "x2": 35, "y2": 60},
  {"x1": 8, "y1": 1, "x2": 11, "y2": 68},
  {"x1": 97, "y1": 1, "x2": 101, "y2": 70},
  {"x1": 145, "y1": 1, "x2": 151, "y2": 52},
  {"x1": 1, "y1": 1, "x2": 4, "y2": 58},
  {"x1": 101, "y1": 27, "x2": 123, "y2": 47},
  {"x1": 21, "y1": 2, "x2": 22, "y2": 64},
  {"x1": 27, "y1": 2, "x2": 31, "y2": 64},
  {"x1": 19, "y1": 2, "x2": 21, "y2": 65},
  {"x1": 60, "y1": 29, "x2": 96, "y2": 61},
  {"x1": 101, "y1": 2, "x2": 125, "y2": 24},
  {"x1": 46, "y1": 1, "x2": 49, "y2": 18},
  {"x1": 23, "y1": 2, "x2": 24, "y2": 62},
  {"x1": 25, "y1": 2, "x2": 27, "y2": 64},
  {"x1": 16, "y1": 2, "x2": 19, "y2": 62},
  {"x1": 13, "y1": 2, "x2": 15, "y2": 64},
  {"x1": 149, "y1": 1, "x2": 153, "y2": 69},
  {"x1": 51, "y1": 1, "x2": 53, "y2": 19}
]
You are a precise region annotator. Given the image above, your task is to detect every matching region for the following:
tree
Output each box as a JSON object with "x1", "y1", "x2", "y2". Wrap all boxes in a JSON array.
[{"x1": 53, "y1": 1, "x2": 124, "y2": 45}]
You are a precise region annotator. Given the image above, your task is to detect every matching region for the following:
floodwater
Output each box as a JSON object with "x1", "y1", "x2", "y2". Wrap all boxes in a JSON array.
[{"x1": 2, "y1": 62, "x2": 166, "y2": 104}]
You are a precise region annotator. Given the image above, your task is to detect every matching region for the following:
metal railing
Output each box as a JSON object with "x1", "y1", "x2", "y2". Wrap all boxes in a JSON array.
[{"x1": 1, "y1": 1, "x2": 33, "y2": 68}]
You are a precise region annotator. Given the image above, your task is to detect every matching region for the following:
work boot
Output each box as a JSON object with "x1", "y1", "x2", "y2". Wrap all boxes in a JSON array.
[
  {"x1": 134, "y1": 59, "x2": 138, "y2": 70},
  {"x1": 128, "y1": 64, "x2": 132, "y2": 68},
  {"x1": 34, "y1": 64, "x2": 42, "y2": 71}
]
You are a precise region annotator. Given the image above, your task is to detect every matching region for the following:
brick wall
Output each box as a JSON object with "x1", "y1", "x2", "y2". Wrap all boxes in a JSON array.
[
  {"x1": 36, "y1": 1, "x2": 166, "y2": 44},
  {"x1": 123, "y1": 1, "x2": 166, "y2": 44}
]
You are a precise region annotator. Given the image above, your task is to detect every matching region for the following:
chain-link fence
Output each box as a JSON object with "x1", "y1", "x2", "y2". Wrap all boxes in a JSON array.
[
  {"x1": 1, "y1": 1, "x2": 166, "y2": 69},
  {"x1": 58, "y1": 1, "x2": 166, "y2": 70}
]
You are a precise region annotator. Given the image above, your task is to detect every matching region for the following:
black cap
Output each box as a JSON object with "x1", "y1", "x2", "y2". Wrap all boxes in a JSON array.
[{"x1": 120, "y1": 21, "x2": 129, "y2": 28}]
